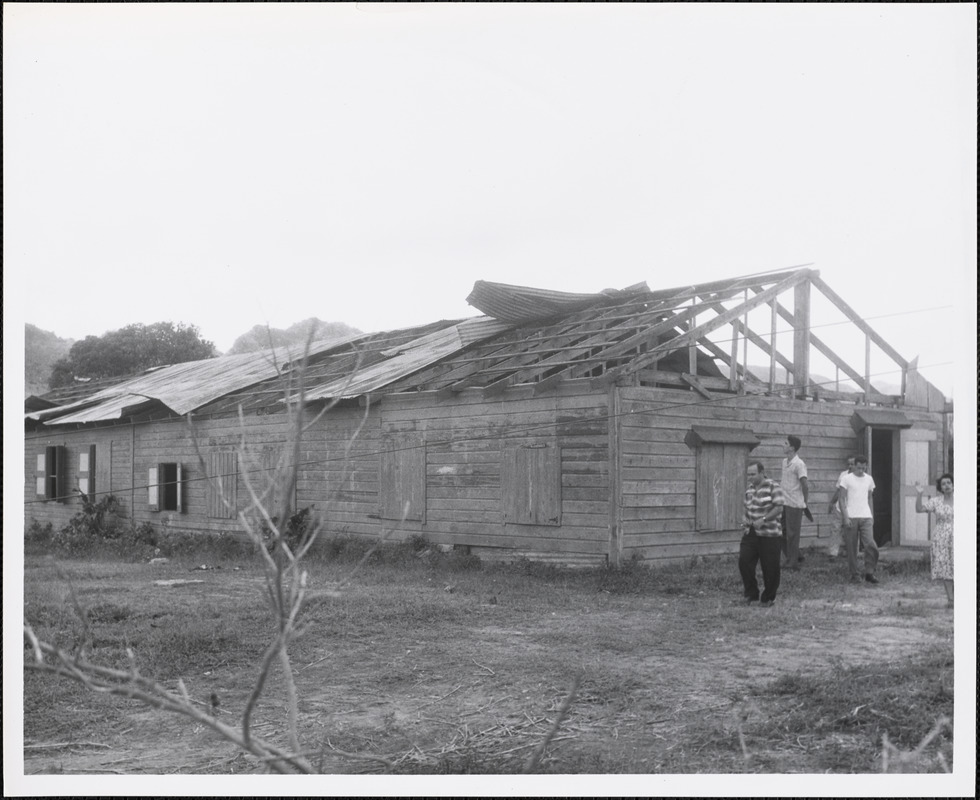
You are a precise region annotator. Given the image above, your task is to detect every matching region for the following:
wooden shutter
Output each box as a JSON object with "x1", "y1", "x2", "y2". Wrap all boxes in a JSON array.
[
  {"x1": 503, "y1": 443, "x2": 561, "y2": 526},
  {"x1": 208, "y1": 451, "x2": 239, "y2": 519},
  {"x1": 148, "y1": 466, "x2": 160, "y2": 511},
  {"x1": 379, "y1": 436, "x2": 426, "y2": 522},
  {"x1": 696, "y1": 443, "x2": 750, "y2": 531},
  {"x1": 36, "y1": 453, "x2": 47, "y2": 499},
  {"x1": 175, "y1": 463, "x2": 184, "y2": 513},
  {"x1": 77, "y1": 445, "x2": 96, "y2": 501},
  {"x1": 42, "y1": 445, "x2": 67, "y2": 502}
]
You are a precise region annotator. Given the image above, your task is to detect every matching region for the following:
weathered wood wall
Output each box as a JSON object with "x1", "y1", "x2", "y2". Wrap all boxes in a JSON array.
[
  {"x1": 25, "y1": 428, "x2": 132, "y2": 531},
  {"x1": 25, "y1": 380, "x2": 943, "y2": 567},
  {"x1": 375, "y1": 381, "x2": 611, "y2": 561},
  {"x1": 24, "y1": 381, "x2": 610, "y2": 559},
  {"x1": 614, "y1": 386, "x2": 944, "y2": 563}
]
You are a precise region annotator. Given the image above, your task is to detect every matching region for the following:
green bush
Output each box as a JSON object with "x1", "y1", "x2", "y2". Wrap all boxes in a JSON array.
[
  {"x1": 53, "y1": 495, "x2": 124, "y2": 553},
  {"x1": 25, "y1": 519, "x2": 55, "y2": 545},
  {"x1": 125, "y1": 520, "x2": 158, "y2": 547}
]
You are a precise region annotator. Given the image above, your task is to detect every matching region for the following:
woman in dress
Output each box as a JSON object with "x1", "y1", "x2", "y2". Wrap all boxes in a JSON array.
[{"x1": 915, "y1": 473, "x2": 954, "y2": 608}]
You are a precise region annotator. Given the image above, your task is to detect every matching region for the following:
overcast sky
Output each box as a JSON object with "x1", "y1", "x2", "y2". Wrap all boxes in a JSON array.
[{"x1": 4, "y1": 3, "x2": 975, "y2": 398}]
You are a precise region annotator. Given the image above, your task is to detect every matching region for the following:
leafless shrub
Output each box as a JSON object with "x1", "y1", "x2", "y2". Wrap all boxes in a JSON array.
[{"x1": 880, "y1": 716, "x2": 952, "y2": 773}]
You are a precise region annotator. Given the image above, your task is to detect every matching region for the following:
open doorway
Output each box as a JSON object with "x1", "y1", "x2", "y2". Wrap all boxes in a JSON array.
[{"x1": 870, "y1": 428, "x2": 894, "y2": 546}]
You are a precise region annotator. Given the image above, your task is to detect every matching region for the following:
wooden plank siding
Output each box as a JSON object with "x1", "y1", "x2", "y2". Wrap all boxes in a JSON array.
[
  {"x1": 378, "y1": 384, "x2": 612, "y2": 554},
  {"x1": 614, "y1": 385, "x2": 945, "y2": 563},
  {"x1": 26, "y1": 428, "x2": 130, "y2": 531},
  {"x1": 26, "y1": 377, "x2": 943, "y2": 566}
]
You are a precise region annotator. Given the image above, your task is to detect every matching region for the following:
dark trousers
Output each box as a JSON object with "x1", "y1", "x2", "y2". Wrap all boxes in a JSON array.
[
  {"x1": 738, "y1": 529, "x2": 782, "y2": 602},
  {"x1": 781, "y1": 506, "x2": 804, "y2": 564}
]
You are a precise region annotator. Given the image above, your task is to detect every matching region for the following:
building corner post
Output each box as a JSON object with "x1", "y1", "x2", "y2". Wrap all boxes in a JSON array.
[
  {"x1": 793, "y1": 279, "x2": 811, "y2": 397},
  {"x1": 608, "y1": 385, "x2": 623, "y2": 567}
]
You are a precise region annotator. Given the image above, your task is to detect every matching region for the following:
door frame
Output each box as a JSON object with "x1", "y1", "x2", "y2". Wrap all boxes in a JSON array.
[{"x1": 897, "y1": 427, "x2": 937, "y2": 546}]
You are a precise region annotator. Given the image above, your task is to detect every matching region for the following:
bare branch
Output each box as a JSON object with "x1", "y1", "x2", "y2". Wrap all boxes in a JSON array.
[
  {"x1": 24, "y1": 628, "x2": 314, "y2": 774},
  {"x1": 523, "y1": 676, "x2": 580, "y2": 774}
]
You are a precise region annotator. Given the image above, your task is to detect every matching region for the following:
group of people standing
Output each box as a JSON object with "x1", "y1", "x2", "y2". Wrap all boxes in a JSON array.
[{"x1": 737, "y1": 435, "x2": 954, "y2": 609}]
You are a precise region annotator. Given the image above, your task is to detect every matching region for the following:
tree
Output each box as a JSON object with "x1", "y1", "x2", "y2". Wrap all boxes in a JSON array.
[
  {"x1": 48, "y1": 322, "x2": 217, "y2": 389},
  {"x1": 25, "y1": 324, "x2": 74, "y2": 397},
  {"x1": 226, "y1": 318, "x2": 361, "y2": 355}
]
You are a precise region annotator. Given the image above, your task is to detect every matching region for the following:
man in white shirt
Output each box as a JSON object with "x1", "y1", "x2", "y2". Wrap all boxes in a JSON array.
[
  {"x1": 780, "y1": 435, "x2": 809, "y2": 571},
  {"x1": 840, "y1": 454, "x2": 879, "y2": 583},
  {"x1": 826, "y1": 456, "x2": 856, "y2": 557}
]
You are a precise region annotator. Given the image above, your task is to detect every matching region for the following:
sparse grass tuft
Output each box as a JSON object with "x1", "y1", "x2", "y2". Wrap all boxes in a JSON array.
[{"x1": 747, "y1": 651, "x2": 953, "y2": 772}]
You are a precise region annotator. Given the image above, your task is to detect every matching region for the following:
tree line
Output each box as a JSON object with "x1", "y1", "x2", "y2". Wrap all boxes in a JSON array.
[
  {"x1": 48, "y1": 322, "x2": 217, "y2": 389},
  {"x1": 40, "y1": 317, "x2": 361, "y2": 391}
]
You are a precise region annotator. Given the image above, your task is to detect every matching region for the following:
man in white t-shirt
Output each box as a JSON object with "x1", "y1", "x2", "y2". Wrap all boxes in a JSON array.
[
  {"x1": 826, "y1": 456, "x2": 856, "y2": 557},
  {"x1": 839, "y1": 455, "x2": 879, "y2": 583},
  {"x1": 780, "y1": 435, "x2": 809, "y2": 570}
]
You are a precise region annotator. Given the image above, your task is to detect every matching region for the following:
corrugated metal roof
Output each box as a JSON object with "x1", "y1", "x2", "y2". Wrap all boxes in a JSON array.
[
  {"x1": 304, "y1": 317, "x2": 511, "y2": 401},
  {"x1": 32, "y1": 270, "x2": 915, "y2": 424},
  {"x1": 28, "y1": 335, "x2": 362, "y2": 426},
  {"x1": 465, "y1": 280, "x2": 650, "y2": 323},
  {"x1": 466, "y1": 281, "x2": 606, "y2": 323}
]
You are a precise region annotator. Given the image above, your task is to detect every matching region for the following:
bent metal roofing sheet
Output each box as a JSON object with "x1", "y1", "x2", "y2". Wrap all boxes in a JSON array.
[
  {"x1": 27, "y1": 334, "x2": 368, "y2": 425},
  {"x1": 301, "y1": 317, "x2": 511, "y2": 401}
]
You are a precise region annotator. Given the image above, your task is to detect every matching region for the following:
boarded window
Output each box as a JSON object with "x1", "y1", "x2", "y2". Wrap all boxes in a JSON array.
[
  {"x1": 694, "y1": 443, "x2": 753, "y2": 531},
  {"x1": 379, "y1": 435, "x2": 426, "y2": 522},
  {"x1": 207, "y1": 451, "x2": 238, "y2": 519},
  {"x1": 77, "y1": 445, "x2": 97, "y2": 501},
  {"x1": 502, "y1": 442, "x2": 561, "y2": 526},
  {"x1": 36, "y1": 445, "x2": 67, "y2": 502},
  {"x1": 685, "y1": 426, "x2": 760, "y2": 532},
  {"x1": 149, "y1": 463, "x2": 184, "y2": 512},
  {"x1": 237, "y1": 446, "x2": 296, "y2": 517}
]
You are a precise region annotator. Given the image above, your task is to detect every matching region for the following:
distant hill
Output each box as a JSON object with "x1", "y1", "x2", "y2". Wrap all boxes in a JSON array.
[
  {"x1": 744, "y1": 364, "x2": 900, "y2": 395},
  {"x1": 226, "y1": 318, "x2": 362, "y2": 356},
  {"x1": 25, "y1": 324, "x2": 74, "y2": 396}
]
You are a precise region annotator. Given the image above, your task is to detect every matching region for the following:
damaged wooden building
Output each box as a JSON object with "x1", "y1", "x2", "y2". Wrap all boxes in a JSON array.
[{"x1": 25, "y1": 268, "x2": 952, "y2": 565}]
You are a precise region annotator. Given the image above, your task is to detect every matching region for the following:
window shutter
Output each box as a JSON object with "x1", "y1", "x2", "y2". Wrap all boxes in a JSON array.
[
  {"x1": 176, "y1": 463, "x2": 184, "y2": 513},
  {"x1": 55, "y1": 446, "x2": 68, "y2": 500},
  {"x1": 148, "y1": 466, "x2": 160, "y2": 511},
  {"x1": 174, "y1": 464, "x2": 184, "y2": 514},
  {"x1": 503, "y1": 443, "x2": 561, "y2": 526},
  {"x1": 695, "y1": 443, "x2": 752, "y2": 531},
  {"x1": 78, "y1": 445, "x2": 96, "y2": 501},
  {"x1": 379, "y1": 436, "x2": 426, "y2": 522},
  {"x1": 36, "y1": 453, "x2": 47, "y2": 499},
  {"x1": 208, "y1": 451, "x2": 238, "y2": 519},
  {"x1": 43, "y1": 445, "x2": 68, "y2": 501},
  {"x1": 46, "y1": 446, "x2": 58, "y2": 499}
]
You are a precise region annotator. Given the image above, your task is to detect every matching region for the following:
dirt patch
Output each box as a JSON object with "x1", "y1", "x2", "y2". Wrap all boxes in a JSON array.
[{"x1": 22, "y1": 552, "x2": 954, "y2": 777}]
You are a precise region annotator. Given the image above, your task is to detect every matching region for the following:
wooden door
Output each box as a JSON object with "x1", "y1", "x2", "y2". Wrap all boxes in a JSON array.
[{"x1": 898, "y1": 428, "x2": 936, "y2": 546}]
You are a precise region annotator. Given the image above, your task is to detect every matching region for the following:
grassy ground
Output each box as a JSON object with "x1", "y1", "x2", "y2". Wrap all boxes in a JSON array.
[{"x1": 22, "y1": 539, "x2": 954, "y2": 776}]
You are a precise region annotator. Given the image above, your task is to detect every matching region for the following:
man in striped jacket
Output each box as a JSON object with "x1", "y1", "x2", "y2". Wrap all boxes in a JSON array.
[{"x1": 738, "y1": 461, "x2": 786, "y2": 607}]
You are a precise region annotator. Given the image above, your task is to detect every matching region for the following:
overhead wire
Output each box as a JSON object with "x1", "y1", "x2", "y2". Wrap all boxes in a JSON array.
[{"x1": 24, "y1": 356, "x2": 954, "y2": 508}]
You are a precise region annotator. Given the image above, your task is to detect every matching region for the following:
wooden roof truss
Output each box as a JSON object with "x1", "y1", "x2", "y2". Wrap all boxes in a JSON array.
[{"x1": 385, "y1": 268, "x2": 933, "y2": 407}]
